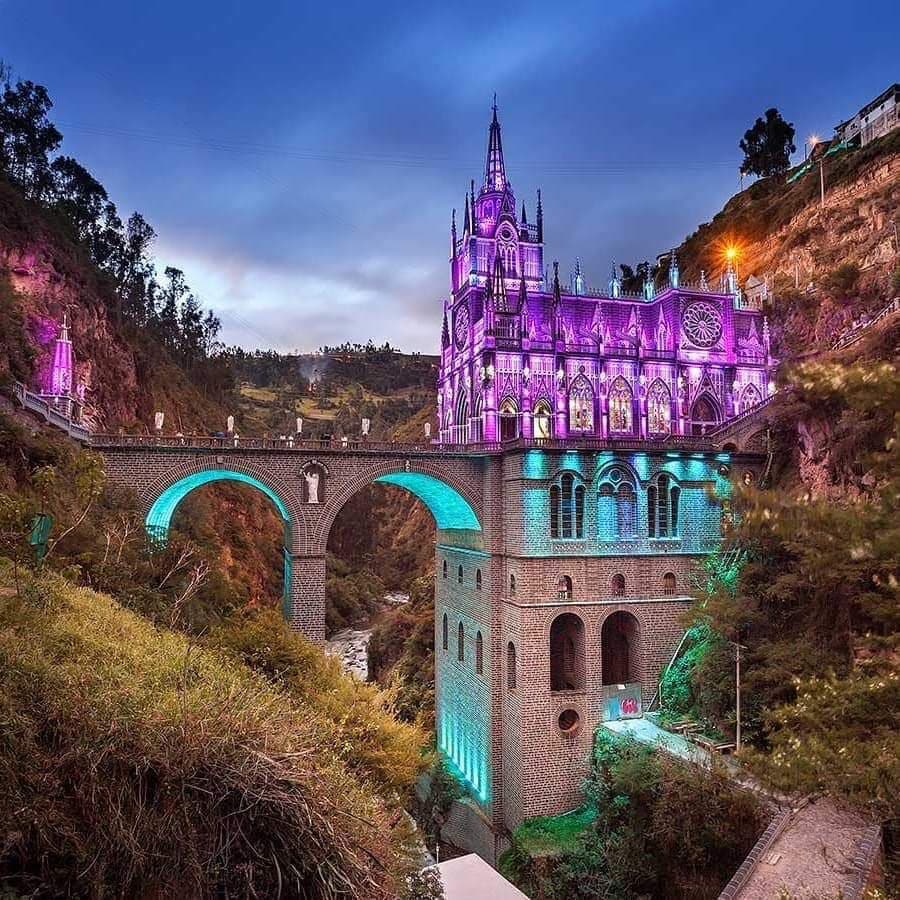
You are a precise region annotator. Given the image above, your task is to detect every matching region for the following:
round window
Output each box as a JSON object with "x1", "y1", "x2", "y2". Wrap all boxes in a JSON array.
[
  {"x1": 682, "y1": 300, "x2": 723, "y2": 348},
  {"x1": 558, "y1": 709, "x2": 580, "y2": 734}
]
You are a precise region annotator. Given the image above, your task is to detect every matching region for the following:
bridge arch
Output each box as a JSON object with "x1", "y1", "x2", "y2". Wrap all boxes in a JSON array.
[{"x1": 312, "y1": 459, "x2": 483, "y2": 552}]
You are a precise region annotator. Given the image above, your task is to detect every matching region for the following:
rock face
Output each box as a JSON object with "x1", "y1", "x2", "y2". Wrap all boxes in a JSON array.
[{"x1": 1, "y1": 241, "x2": 142, "y2": 430}]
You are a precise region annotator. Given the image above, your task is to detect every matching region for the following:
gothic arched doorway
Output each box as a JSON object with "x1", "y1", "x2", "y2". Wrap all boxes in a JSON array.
[{"x1": 690, "y1": 393, "x2": 720, "y2": 435}]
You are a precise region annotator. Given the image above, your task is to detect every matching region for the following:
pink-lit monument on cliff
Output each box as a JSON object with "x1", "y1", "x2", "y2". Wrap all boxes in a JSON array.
[{"x1": 437, "y1": 104, "x2": 774, "y2": 446}]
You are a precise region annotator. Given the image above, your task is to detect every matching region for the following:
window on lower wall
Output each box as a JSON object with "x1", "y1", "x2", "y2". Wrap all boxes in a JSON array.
[
  {"x1": 475, "y1": 631, "x2": 484, "y2": 674},
  {"x1": 442, "y1": 560, "x2": 447, "y2": 579},
  {"x1": 476, "y1": 568, "x2": 482, "y2": 590},
  {"x1": 611, "y1": 573, "x2": 626, "y2": 597},
  {"x1": 648, "y1": 473, "x2": 681, "y2": 538},
  {"x1": 442, "y1": 613, "x2": 448, "y2": 650},
  {"x1": 663, "y1": 572, "x2": 676, "y2": 595},
  {"x1": 457, "y1": 622, "x2": 464, "y2": 662},
  {"x1": 507, "y1": 641, "x2": 517, "y2": 690}
]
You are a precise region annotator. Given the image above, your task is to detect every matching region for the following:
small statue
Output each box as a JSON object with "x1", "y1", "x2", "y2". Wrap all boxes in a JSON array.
[{"x1": 304, "y1": 469, "x2": 320, "y2": 504}]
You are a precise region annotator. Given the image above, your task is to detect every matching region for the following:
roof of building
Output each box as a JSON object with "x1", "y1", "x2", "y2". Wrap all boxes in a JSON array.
[{"x1": 437, "y1": 854, "x2": 531, "y2": 900}]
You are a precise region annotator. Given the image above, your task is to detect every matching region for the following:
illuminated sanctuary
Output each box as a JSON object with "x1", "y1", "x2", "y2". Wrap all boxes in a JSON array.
[
  {"x1": 437, "y1": 104, "x2": 774, "y2": 445},
  {"x1": 431, "y1": 105, "x2": 776, "y2": 859}
]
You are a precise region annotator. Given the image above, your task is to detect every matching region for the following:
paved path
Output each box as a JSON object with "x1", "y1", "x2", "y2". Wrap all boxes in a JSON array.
[{"x1": 602, "y1": 718, "x2": 881, "y2": 900}]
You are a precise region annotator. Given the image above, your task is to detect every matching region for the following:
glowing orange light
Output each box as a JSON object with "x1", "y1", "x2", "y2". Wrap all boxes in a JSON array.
[{"x1": 725, "y1": 245, "x2": 738, "y2": 261}]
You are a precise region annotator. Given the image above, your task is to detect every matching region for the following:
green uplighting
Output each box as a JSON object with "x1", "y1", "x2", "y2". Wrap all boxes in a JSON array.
[{"x1": 374, "y1": 472, "x2": 481, "y2": 531}]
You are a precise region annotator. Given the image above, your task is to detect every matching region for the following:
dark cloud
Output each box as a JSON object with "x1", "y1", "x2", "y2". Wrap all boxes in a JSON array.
[{"x1": 3, "y1": 0, "x2": 898, "y2": 350}]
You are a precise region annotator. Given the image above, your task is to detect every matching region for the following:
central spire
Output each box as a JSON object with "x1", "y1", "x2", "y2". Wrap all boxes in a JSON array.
[{"x1": 483, "y1": 95, "x2": 507, "y2": 193}]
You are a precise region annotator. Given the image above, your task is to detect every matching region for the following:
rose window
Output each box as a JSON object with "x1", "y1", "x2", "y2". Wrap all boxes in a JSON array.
[{"x1": 682, "y1": 301, "x2": 722, "y2": 348}]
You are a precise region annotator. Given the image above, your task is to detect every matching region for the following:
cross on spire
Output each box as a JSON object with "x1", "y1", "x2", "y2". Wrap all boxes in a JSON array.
[{"x1": 483, "y1": 97, "x2": 507, "y2": 192}]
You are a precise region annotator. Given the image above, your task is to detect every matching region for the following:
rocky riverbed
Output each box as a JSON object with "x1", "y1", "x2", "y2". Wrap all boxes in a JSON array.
[{"x1": 326, "y1": 592, "x2": 409, "y2": 680}]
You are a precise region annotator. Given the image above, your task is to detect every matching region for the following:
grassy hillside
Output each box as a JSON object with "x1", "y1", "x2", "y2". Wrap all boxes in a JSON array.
[{"x1": 0, "y1": 567, "x2": 429, "y2": 898}]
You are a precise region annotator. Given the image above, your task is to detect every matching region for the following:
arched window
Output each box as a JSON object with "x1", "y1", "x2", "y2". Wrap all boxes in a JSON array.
[
  {"x1": 568, "y1": 376, "x2": 594, "y2": 434},
  {"x1": 499, "y1": 396, "x2": 519, "y2": 442},
  {"x1": 457, "y1": 622, "x2": 464, "y2": 662},
  {"x1": 598, "y1": 467, "x2": 637, "y2": 540},
  {"x1": 648, "y1": 473, "x2": 681, "y2": 538},
  {"x1": 647, "y1": 379, "x2": 672, "y2": 436},
  {"x1": 558, "y1": 575, "x2": 573, "y2": 600},
  {"x1": 476, "y1": 568, "x2": 482, "y2": 590},
  {"x1": 533, "y1": 399, "x2": 552, "y2": 440},
  {"x1": 442, "y1": 559, "x2": 448, "y2": 579},
  {"x1": 550, "y1": 473, "x2": 585, "y2": 539},
  {"x1": 663, "y1": 572, "x2": 676, "y2": 595},
  {"x1": 608, "y1": 376, "x2": 633, "y2": 433},
  {"x1": 472, "y1": 392, "x2": 485, "y2": 442},
  {"x1": 455, "y1": 390, "x2": 470, "y2": 442},
  {"x1": 457, "y1": 564, "x2": 463, "y2": 584},
  {"x1": 475, "y1": 631, "x2": 484, "y2": 674},
  {"x1": 507, "y1": 642, "x2": 517, "y2": 690},
  {"x1": 549, "y1": 613, "x2": 585, "y2": 691},
  {"x1": 739, "y1": 383, "x2": 762, "y2": 413},
  {"x1": 509, "y1": 573, "x2": 517, "y2": 595},
  {"x1": 611, "y1": 573, "x2": 626, "y2": 597},
  {"x1": 442, "y1": 614, "x2": 448, "y2": 650}
]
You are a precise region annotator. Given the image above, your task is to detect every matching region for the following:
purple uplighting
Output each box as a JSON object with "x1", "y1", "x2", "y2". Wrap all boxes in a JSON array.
[{"x1": 438, "y1": 107, "x2": 776, "y2": 445}]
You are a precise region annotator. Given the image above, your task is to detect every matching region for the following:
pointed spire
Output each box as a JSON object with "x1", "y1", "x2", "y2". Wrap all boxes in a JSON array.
[
  {"x1": 450, "y1": 208, "x2": 457, "y2": 255},
  {"x1": 484, "y1": 95, "x2": 506, "y2": 192},
  {"x1": 441, "y1": 305, "x2": 450, "y2": 349},
  {"x1": 520, "y1": 201, "x2": 527, "y2": 225},
  {"x1": 572, "y1": 257, "x2": 584, "y2": 296},
  {"x1": 669, "y1": 249, "x2": 680, "y2": 288},
  {"x1": 470, "y1": 179, "x2": 476, "y2": 231},
  {"x1": 463, "y1": 194, "x2": 471, "y2": 236},
  {"x1": 609, "y1": 261, "x2": 621, "y2": 298},
  {"x1": 536, "y1": 189, "x2": 544, "y2": 243},
  {"x1": 552, "y1": 261, "x2": 561, "y2": 303}
]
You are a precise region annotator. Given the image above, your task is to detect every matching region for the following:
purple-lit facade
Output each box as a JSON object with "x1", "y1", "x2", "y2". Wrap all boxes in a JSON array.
[{"x1": 438, "y1": 107, "x2": 775, "y2": 446}]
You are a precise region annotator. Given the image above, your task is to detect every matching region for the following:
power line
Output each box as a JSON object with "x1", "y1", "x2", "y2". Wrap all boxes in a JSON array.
[{"x1": 57, "y1": 121, "x2": 738, "y2": 175}]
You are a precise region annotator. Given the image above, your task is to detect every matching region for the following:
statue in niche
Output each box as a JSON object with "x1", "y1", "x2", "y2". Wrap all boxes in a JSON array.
[{"x1": 304, "y1": 468, "x2": 321, "y2": 504}]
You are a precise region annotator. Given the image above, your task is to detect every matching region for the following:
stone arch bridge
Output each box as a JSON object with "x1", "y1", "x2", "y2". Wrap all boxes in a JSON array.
[
  {"x1": 95, "y1": 434, "x2": 495, "y2": 640},
  {"x1": 92, "y1": 403, "x2": 772, "y2": 644}
]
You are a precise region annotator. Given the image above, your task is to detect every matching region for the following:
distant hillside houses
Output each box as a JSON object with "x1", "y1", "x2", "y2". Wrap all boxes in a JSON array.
[{"x1": 835, "y1": 82, "x2": 900, "y2": 147}]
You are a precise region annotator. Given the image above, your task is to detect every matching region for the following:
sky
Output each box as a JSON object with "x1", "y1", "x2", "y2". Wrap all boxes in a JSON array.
[{"x1": 2, "y1": 0, "x2": 898, "y2": 353}]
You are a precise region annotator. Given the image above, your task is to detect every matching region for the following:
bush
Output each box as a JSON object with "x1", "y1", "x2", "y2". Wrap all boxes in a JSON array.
[
  {"x1": 0, "y1": 570, "x2": 421, "y2": 898},
  {"x1": 892, "y1": 265, "x2": 900, "y2": 295},
  {"x1": 502, "y1": 732, "x2": 767, "y2": 900},
  {"x1": 208, "y1": 606, "x2": 427, "y2": 795},
  {"x1": 822, "y1": 262, "x2": 860, "y2": 297}
]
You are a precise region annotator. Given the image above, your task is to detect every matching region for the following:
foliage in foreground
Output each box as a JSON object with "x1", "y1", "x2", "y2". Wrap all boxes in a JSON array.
[
  {"x1": 500, "y1": 732, "x2": 766, "y2": 900},
  {"x1": 693, "y1": 359, "x2": 900, "y2": 819},
  {"x1": 0, "y1": 570, "x2": 430, "y2": 899}
]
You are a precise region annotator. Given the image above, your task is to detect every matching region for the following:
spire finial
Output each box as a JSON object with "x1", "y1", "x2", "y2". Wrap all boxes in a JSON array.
[{"x1": 483, "y1": 98, "x2": 506, "y2": 192}]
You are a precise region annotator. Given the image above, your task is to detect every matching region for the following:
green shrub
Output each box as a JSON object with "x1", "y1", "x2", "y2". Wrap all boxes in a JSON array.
[
  {"x1": 822, "y1": 262, "x2": 860, "y2": 296},
  {"x1": 0, "y1": 570, "x2": 421, "y2": 898},
  {"x1": 892, "y1": 265, "x2": 900, "y2": 295}
]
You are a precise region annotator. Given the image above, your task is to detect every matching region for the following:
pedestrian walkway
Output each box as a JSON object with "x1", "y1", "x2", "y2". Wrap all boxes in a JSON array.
[{"x1": 601, "y1": 716, "x2": 712, "y2": 766}]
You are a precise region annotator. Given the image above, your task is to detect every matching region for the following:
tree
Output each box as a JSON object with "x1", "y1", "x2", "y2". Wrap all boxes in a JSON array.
[
  {"x1": 739, "y1": 108, "x2": 796, "y2": 177},
  {"x1": 0, "y1": 79, "x2": 62, "y2": 198}
]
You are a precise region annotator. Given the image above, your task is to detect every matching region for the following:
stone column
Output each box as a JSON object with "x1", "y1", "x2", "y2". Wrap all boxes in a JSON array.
[{"x1": 287, "y1": 553, "x2": 326, "y2": 643}]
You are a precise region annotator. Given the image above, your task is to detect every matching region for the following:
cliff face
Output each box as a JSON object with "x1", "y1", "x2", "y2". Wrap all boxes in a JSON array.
[
  {"x1": 678, "y1": 132, "x2": 900, "y2": 355},
  {"x1": 0, "y1": 179, "x2": 227, "y2": 432}
]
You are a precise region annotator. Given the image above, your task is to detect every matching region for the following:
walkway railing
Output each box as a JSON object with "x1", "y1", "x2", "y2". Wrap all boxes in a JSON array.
[
  {"x1": 706, "y1": 396, "x2": 775, "y2": 438},
  {"x1": 830, "y1": 296, "x2": 899, "y2": 351},
  {"x1": 12, "y1": 382, "x2": 91, "y2": 443},
  {"x1": 89, "y1": 432, "x2": 725, "y2": 455}
]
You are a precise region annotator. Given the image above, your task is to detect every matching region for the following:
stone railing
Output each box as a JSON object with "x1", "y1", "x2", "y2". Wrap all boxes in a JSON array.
[{"x1": 831, "y1": 296, "x2": 899, "y2": 351}]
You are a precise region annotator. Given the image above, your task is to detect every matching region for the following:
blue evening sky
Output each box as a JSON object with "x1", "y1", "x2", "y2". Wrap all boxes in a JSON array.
[{"x1": 2, "y1": 0, "x2": 897, "y2": 352}]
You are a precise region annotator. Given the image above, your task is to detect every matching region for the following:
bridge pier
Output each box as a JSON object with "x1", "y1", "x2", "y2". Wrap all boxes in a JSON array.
[{"x1": 285, "y1": 553, "x2": 326, "y2": 643}]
